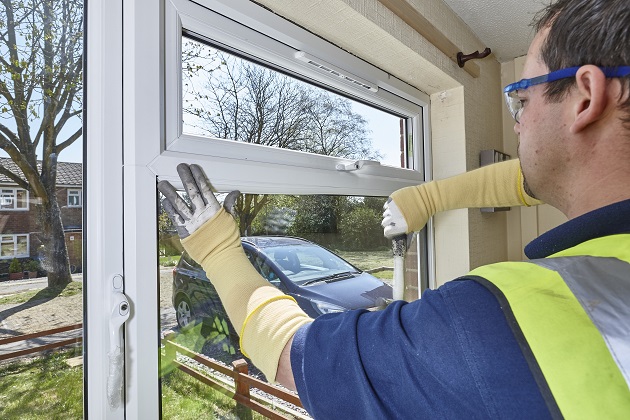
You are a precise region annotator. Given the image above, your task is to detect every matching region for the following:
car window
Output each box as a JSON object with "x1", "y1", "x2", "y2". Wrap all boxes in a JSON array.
[
  {"x1": 244, "y1": 249, "x2": 283, "y2": 288},
  {"x1": 266, "y1": 244, "x2": 357, "y2": 286}
]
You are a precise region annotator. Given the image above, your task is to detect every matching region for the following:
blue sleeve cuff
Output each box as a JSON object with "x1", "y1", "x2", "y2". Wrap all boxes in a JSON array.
[{"x1": 290, "y1": 322, "x2": 312, "y2": 412}]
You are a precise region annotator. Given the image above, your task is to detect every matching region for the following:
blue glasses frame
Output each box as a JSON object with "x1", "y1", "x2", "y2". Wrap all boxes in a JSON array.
[{"x1": 503, "y1": 66, "x2": 630, "y2": 122}]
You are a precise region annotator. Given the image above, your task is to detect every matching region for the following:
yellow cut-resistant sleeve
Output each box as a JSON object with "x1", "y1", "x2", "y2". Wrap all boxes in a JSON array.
[
  {"x1": 181, "y1": 208, "x2": 312, "y2": 381},
  {"x1": 390, "y1": 159, "x2": 542, "y2": 233}
]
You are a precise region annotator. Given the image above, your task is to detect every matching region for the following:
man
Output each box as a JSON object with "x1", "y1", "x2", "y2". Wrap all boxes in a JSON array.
[{"x1": 158, "y1": 0, "x2": 630, "y2": 417}]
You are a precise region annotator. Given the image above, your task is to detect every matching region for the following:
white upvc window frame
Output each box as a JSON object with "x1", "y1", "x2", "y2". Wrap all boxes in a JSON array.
[
  {"x1": 159, "y1": 0, "x2": 431, "y2": 198},
  {"x1": 0, "y1": 233, "x2": 29, "y2": 259},
  {"x1": 87, "y1": 0, "x2": 433, "y2": 418},
  {"x1": 67, "y1": 189, "x2": 82, "y2": 207},
  {"x1": 0, "y1": 187, "x2": 29, "y2": 211}
]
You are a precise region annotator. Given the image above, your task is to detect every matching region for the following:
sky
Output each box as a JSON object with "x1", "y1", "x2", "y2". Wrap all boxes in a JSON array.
[
  {"x1": 0, "y1": 118, "x2": 83, "y2": 163},
  {"x1": 351, "y1": 102, "x2": 402, "y2": 168}
]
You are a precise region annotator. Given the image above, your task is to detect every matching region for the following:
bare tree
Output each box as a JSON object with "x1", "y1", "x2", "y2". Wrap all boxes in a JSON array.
[
  {"x1": 182, "y1": 41, "x2": 377, "y2": 235},
  {"x1": 301, "y1": 90, "x2": 376, "y2": 160},
  {"x1": 0, "y1": 0, "x2": 83, "y2": 287},
  {"x1": 185, "y1": 50, "x2": 310, "y2": 150}
]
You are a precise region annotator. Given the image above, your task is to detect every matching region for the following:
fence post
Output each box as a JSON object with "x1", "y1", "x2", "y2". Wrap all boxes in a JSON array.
[
  {"x1": 232, "y1": 359, "x2": 253, "y2": 420},
  {"x1": 164, "y1": 332, "x2": 176, "y2": 360},
  {"x1": 161, "y1": 331, "x2": 177, "y2": 376}
]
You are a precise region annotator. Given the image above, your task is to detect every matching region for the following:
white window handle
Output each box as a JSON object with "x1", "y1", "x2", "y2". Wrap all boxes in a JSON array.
[{"x1": 336, "y1": 159, "x2": 381, "y2": 171}]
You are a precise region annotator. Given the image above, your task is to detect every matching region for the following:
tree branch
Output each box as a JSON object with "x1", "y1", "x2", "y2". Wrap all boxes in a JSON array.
[
  {"x1": 55, "y1": 126, "x2": 81, "y2": 153},
  {"x1": 0, "y1": 164, "x2": 29, "y2": 189},
  {"x1": 0, "y1": 122, "x2": 20, "y2": 148}
]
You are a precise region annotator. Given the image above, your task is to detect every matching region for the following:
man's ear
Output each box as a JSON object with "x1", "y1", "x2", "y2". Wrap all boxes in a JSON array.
[{"x1": 570, "y1": 65, "x2": 608, "y2": 134}]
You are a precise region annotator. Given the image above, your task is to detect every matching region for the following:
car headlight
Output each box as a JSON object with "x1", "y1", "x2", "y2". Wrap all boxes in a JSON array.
[{"x1": 311, "y1": 299, "x2": 346, "y2": 315}]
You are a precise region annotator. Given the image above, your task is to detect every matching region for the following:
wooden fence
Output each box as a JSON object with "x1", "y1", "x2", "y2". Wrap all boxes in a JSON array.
[
  {"x1": 162, "y1": 331, "x2": 308, "y2": 420},
  {"x1": 0, "y1": 325, "x2": 307, "y2": 419},
  {"x1": 0, "y1": 323, "x2": 83, "y2": 362}
]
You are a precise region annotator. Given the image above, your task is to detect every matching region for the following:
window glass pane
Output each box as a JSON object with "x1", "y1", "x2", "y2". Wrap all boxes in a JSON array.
[
  {"x1": 159, "y1": 192, "x2": 397, "y2": 415},
  {"x1": 182, "y1": 37, "x2": 406, "y2": 167},
  {"x1": 161, "y1": 6, "x2": 425, "y2": 416},
  {"x1": 16, "y1": 235, "x2": 28, "y2": 256},
  {"x1": 1, "y1": 239, "x2": 14, "y2": 257},
  {"x1": 1, "y1": 190, "x2": 15, "y2": 209},
  {"x1": 0, "y1": 0, "x2": 83, "y2": 416},
  {"x1": 16, "y1": 190, "x2": 27, "y2": 209},
  {"x1": 68, "y1": 190, "x2": 81, "y2": 207}
]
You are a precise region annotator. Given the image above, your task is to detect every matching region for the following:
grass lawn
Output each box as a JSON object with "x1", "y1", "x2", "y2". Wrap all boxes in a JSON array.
[
  {"x1": 0, "y1": 348, "x2": 296, "y2": 420},
  {"x1": 336, "y1": 249, "x2": 393, "y2": 281},
  {"x1": 0, "y1": 282, "x2": 82, "y2": 305},
  {"x1": 0, "y1": 349, "x2": 84, "y2": 419},
  {"x1": 161, "y1": 367, "x2": 269, "y2": 419},
  {"x1": 0, "y1": 349, "x2": 281, "y2": 419},
  {"x1": 335, "y1": 249, "x2": 392, "y2": 270}
]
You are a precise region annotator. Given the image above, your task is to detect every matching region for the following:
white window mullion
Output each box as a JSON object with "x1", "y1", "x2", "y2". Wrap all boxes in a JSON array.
[
  {"x1": 122, "y1": 0, "x2": 162, "y2": 418},
  {"x1": 85, "y1": 0, "x2": 125, "y2": 418}
]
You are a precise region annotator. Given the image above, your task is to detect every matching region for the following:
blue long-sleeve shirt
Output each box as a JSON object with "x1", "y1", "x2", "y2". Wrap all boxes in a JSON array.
[{"x1": 291, "y1": 199, "x2": 630, "y2": 419}]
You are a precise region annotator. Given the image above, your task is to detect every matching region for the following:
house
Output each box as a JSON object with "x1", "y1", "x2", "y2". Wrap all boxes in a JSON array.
[{"x1": 0, "y1": 157, "x2": 82, "y2": 277}]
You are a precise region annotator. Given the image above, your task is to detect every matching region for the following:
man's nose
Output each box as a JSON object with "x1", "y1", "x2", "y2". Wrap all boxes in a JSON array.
[{"x1": 513, "y1": 122, "x2": 520, "y2": 136}]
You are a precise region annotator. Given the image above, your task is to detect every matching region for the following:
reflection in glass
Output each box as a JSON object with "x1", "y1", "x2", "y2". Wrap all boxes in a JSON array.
[
  {"x1": 181, "y1": 37, "x2": 405, "y2": 167},
  {"x1": 159, "y1": 193, "x2": 397, "y2": 416}
]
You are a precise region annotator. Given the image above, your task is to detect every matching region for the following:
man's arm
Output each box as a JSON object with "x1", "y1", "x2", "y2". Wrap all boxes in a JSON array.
[
  {"x1": 158, "y1": 164, "x2": 312, "y2": 382},
  {"x1": 276, "y1": 337, "x2": 297, "y2": 391},
  {"x1": 382, "y1": 159, "x2": 542, "y2": 238}
]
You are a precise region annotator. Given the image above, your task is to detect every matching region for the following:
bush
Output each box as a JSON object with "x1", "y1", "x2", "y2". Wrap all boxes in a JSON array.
[
  {"x1": 9, "y1": 258, "x2": 22, "y2": 273},
  {"x1": 338, "y1": 207, "x2": 389, "y2": 251},
  {"x1": 160, "y1": 256, "x2": 178, "y2": 267},
  {"x1": 24, "y1": 259, "x2": 40, "y2": 272}
]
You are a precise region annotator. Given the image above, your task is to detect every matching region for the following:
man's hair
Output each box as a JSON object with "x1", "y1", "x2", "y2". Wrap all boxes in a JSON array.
[{"x1": 533, "y1": 0, "x2": 630, "y2": 122}]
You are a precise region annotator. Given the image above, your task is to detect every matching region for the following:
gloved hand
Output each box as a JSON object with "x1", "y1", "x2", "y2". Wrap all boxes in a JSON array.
[
  {"x1": 157, "y1": 164, "x2": 311, "y2": 381},
  {"x1": 158, "y1": 164, "x2": 239, "y2": 238},
  {"x1": 382, "y1": 198, "x2": 408, "y2": 239},
  {"x1": 382, "y1": 159, "x2": 542, "y2": 238}
]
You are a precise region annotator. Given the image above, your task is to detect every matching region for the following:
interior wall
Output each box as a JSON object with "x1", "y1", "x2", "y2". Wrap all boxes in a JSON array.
[
  {"x1": 501, "y1": 56, "x2": 568, "y2": 261},
  {"x1": 254, "y1": 0, "x2": 506, "y2": 285}
]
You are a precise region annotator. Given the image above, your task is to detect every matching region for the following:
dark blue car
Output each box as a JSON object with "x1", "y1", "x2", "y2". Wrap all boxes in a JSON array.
[{"x1": 172, "y1": 236, "x2": 393, "y2": 330}]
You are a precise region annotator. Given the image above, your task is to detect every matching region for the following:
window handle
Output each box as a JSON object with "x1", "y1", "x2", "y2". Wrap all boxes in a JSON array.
[{"x1": 335, "y1": 159, "x2": 381, "y2": 171}]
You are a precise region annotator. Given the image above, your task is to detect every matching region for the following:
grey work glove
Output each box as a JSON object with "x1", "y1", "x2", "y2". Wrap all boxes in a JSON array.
[{"x1": 157, "y1": 163, "x2": 239, "y2": 239}]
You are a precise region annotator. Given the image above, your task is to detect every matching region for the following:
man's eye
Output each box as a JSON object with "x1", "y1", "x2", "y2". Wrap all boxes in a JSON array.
[{"x1": 519, "y1": 99, "x2": 527, "y2": 107}]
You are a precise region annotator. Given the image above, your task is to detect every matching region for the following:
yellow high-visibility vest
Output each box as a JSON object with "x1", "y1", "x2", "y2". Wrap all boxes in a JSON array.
[{"x1": 469, "y1": 234, "x2": 630, "y2": 419}]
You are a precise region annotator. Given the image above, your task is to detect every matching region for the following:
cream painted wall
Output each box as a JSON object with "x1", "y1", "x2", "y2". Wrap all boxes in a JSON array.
[
  {"x1": 501, "y1": 56, "x2": 568, "y2": 261},
  {"x1": 254, "y1": 0, "x2": 507, "y2": 286}
]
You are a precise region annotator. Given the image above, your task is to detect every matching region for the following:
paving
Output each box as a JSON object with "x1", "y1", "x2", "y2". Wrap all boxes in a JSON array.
[
  {"x1": 0, "y1": 276, "x2": 83, "y2": 339},
  {"x1": 0, "y1": 270, "x2": 177, "y2": 361}
]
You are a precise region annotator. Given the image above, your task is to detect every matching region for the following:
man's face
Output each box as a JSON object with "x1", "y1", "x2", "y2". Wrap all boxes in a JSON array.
[{"x1": 515, "y1": 28, "x2": 570, "y2": 204}]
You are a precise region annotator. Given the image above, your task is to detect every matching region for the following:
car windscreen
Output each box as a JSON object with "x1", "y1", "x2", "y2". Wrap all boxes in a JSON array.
[{"x1": 263, "y1": 244, "x2": 359, "y2": 286}]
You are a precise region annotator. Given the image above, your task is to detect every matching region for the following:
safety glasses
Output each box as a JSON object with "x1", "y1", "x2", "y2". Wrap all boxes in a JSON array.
[{"x1": 504, "y1": 66, "x2": 630, "y2": 123}]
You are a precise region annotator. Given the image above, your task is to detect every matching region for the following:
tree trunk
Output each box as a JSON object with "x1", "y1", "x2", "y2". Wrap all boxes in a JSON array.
[
  {"x1": 237, "y1": 194, "x2": 271, "y2": 236},
  {"x1": 39, "y1": 197, "x2": 72, "y2": 288}
]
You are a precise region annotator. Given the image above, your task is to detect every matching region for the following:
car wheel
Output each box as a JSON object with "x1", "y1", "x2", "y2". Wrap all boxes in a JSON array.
[{"x1": 175, "y1": 296, "x2": 194, "y2": 328}]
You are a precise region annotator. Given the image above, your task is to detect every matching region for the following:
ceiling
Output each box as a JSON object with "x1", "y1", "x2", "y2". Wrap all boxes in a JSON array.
[{"x1": 441, "y1": 0, "x2": 549, "y2": 63}]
